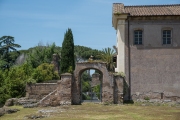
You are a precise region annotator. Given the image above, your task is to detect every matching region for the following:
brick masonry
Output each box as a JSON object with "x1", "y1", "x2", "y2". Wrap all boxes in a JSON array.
[{"x1": 26, "y1": 83, "x2": 58, "y2": 100}]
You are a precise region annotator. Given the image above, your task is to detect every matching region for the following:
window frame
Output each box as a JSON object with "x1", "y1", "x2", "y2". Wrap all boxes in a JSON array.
[
  {"x1": 162, "y1": 28, "x2": 173, "y2": 45},
  {"x1": 134, "y1": 29, "x2": 143, "y2": 45}
]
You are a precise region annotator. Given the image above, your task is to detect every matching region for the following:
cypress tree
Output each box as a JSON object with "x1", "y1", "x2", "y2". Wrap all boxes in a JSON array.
[{"x1": 60, "y1": 28, "x2": 75, "y2": 74}]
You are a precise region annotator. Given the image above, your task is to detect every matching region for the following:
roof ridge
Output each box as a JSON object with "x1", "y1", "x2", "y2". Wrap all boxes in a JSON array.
[{"x1": 124, "y1": 4, "x2": 180, "y2": 7}]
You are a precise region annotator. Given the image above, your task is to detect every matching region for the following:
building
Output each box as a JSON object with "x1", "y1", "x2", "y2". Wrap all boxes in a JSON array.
[{"x1": 112, "y1": 3, "x2": 180, "y2": 100}]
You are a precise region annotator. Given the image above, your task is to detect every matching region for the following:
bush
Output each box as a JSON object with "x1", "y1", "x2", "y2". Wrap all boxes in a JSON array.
[{"x1": 32, "y1": 63, "x2": 60, "y2": 82}]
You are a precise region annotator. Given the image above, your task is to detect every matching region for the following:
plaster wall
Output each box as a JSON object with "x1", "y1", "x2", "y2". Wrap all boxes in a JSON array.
[
  {"x1": 126, "y1": 18, "x2": 180, "y2": 100},
  {"x1": 115, "y1": 20, "x2": 126, "y2": 73}
]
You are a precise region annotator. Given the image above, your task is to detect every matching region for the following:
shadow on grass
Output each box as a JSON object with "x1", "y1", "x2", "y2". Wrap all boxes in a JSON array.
[{"x1": 123, "y1": 100, "x2": 134, "y2": 104}]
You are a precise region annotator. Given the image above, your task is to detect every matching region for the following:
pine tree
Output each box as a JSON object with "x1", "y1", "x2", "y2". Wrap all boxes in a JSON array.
[{"x1": 60, "y1": 28, "x2": 75, "y2": 74}]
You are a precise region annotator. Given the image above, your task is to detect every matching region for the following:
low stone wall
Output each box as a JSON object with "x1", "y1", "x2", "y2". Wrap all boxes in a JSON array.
[
  {"x1": 26, "y1": 82, "x2": 58, "y2": 100},
  {"x1": 132, "y1": 91, "x2": 180, "y2": 102}
]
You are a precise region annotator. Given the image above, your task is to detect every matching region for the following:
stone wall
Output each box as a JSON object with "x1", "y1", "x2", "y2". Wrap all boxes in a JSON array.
[
  {"x1": 91, "y1": 73, "x2": 100, "y2": 87},
  {"x1": 39, "y1": 73, "x2": 72, "y2": 106},
  {"x1": 26, "y1": 83, "x2": 58, "y2": 100},
  {"x1": 114, "y1": 76, "x2": 124, "y2": 104}
]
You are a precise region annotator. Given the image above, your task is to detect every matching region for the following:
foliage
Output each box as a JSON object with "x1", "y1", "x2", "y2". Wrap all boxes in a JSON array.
[
  {"x1": 0, "y1": 36, "x2": 21, "y2": 70},
  {"x1": 0, "y1": 62, "x2": 60, "y2": 104},
  {"x1": 32, "y1": 63, "x2": 60, "y2": 83},
  {"x1": 81, "y1": 71, "x2": 91, "y2": 92},
  {"x1": 82, "y1": 93, "x2": 91, "y2": 100},
  {"x1": 92, "y1": 85, "x2": 100, "y2": 99},
  {"x1": 26, "y1": 43, "x2": 58, "y2": 68},
  {"x1": 113, "y1": 72, "x2": 125, "y2": 78},
  {"x1": 97, "y1": 47, "x2": 115, "y2": 72},
  {"x1": 74, "y1": 45, "x2": 103, "y2": 62},
  {"x1": 0, "y1": 70, "x2": 10, "y2": 104},
  {"x1": 0, "y1": 64, "x2": 34, "y2": 104},
  {"x1": 60, "y1": 28, "x2": 75, "y2": 73}
]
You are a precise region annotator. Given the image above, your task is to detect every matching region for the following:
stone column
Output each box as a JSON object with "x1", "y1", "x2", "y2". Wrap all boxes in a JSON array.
[
  {"x1": 57, "y1": 73, "x2": 72, "y2": 105},
  {"x1": 114, "y1": 76, "x2": 124, "y2": 104}
]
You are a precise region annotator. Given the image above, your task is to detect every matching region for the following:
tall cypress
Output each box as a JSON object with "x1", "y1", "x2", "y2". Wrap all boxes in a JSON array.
[{"x1": 60, "y1": 28, "x2": 75, "y2": 74}]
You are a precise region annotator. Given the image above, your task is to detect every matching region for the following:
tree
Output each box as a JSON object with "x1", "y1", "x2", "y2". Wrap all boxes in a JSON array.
[
  {"x1": 0, "y1": 36, "x2": 21, "y2": 70},
  {"x1": 74, "y1": 45, "x2": 103, "y2": 62},
  {"x1": 60, "y1": 28, "x2": 75, "y2": 73},
  {"x1": 26, "y1": 43, "x2": 58, "y2": 68},
  {"x1": 0, "y1": 64, "x2": 33, "y2": 104},
  {"x1": 97, "y1": 47, "x2": 115, "y2": 72},
  {"x1": 81, "y1": 71, "x2": 91, "y2": 92}
]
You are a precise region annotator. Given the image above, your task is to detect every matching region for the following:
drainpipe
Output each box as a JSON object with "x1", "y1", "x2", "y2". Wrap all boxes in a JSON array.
[{"x1": 127, "y1": 17, "x2": 131, "y2": 100}]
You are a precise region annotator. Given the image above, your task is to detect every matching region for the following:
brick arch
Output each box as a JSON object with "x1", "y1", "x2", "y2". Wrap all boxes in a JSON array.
[{"x1": 72, "y1": 62, "x2": 114, "y2": 104}]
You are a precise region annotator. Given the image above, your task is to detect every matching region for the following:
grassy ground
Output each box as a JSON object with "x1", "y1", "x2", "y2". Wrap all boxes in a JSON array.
[{"x1": 1, "y1": 103, "x2": 180, "y2": 120}]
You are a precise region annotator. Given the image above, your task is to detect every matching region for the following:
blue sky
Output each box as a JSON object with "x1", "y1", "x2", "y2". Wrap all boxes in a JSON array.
[{"x1": 0, "y1": 0, "x2": 179, "y2": 50}]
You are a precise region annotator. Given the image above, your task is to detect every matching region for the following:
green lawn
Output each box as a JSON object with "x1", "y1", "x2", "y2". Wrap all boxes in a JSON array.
[{"x1": 1, "y1": 103, "x2": 180, "y2": 120}]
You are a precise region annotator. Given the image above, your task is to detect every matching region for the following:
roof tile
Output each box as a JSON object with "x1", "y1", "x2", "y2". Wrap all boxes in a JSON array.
[{"x1": 113, "y1": 3, "x2": 180, "y2": 16}]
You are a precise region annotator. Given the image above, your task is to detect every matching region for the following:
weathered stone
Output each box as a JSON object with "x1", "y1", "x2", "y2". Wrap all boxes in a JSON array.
[
  {"x1": 73, "y1": 62, "x2": 114, "y2": 104},
  {"x1": 114, "y1": 76, "x2": 124, "y2": 104},
  {"x1": 91, "y1": 73, "x2": 100, "y2": 87},
  {"x1": 18, "y1": 97, "x2": 38, "y2": 105},
  {"x1": 0, "y1": 108, "x2": 5, "y2": 116},
  {"x1": 38, "y1": 73, "x2": 72, "y2": 107},
  {"x1": 4, "y1": 98, "x2": 18, "y2": 106},
  {"x1": 24, "y1": 114, "x2": 46, "y2": 119},
  {"x1": 5, "y1": 108, "x2": 19, "y2": 114},
  {"x1": 23, "y1": 103, "x2": 38, "y2": 108},
  {"x1": 26, "y1": 83, "x2": 58, "y2": 100},
  {"x1": 4, "y1": 99, "x2": 13, "y2": 106},
  {"x1": 164, "y1": 99, "x2": 172, "y2": 102}
]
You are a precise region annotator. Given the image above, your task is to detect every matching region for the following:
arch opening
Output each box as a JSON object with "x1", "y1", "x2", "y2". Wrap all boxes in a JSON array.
[{"x1": 80, "y1": 68, "x2": 103, "y2": 103}]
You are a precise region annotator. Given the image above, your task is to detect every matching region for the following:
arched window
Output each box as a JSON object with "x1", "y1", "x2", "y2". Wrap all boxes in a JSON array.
[{"x1": 134, "y1": 30, "x2": 143, "y2": 45}]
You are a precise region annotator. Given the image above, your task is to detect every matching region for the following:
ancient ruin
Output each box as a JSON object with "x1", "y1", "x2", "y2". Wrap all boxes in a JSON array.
[{"x1": 26, "y1": 62, "x2": 124, "y2": 106}]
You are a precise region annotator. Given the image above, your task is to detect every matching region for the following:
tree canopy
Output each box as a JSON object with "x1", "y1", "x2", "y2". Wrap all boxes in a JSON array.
[
  {"x1": 26, "y1": 43, "x2": 59, "y2": 68},
  {"x1": 0, "y1": 36, "x2": 21, "y2": 70},
  {"x1": 97, "y1": 47, "x2": 115, "y2": 72},
  {"x1": 60, "y1": 28, "x2": 75, "y2": 73}
]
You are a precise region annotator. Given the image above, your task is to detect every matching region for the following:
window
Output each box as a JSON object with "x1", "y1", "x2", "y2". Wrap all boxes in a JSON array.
[
  {"x1": 162, "y1": 30, "x2": 171, "y2": 44},
  {"x1": 134, "y1": 30, "x2": 142, "y2": 45}
]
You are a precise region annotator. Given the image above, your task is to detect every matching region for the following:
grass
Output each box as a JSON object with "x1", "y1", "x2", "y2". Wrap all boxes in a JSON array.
[{"x1": 1, "y1": 103, "x2": 180, "y2": 120}]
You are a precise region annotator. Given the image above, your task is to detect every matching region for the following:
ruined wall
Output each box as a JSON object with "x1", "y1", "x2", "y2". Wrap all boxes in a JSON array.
[
  {"x1": 72, "y1": 62, "x2": 114, "y2": 104},
  {"x1": 91, "y1": 73, "x2": 100, "y2": 87},
  {"x1": 26, "y1": 83, "x2": 58, "y2": 100},
  {"x1": 39, "y1": 73, "x2": 72, "y2": 106},
  {"x1": 114, "y1": 76, "x2": 124, "y2": 104},
  {"x1": 124, "y1": 17, "x2": 180, "y2": 101}
]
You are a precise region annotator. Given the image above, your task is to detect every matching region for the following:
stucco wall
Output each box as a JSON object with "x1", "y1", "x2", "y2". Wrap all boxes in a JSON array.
[{"x1": 124, "y1": 17, "x2": 180, "y2": 100}]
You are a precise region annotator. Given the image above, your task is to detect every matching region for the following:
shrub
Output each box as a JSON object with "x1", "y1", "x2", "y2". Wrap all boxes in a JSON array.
[{"x1": 32, "y1": 63, "x2": 60, "y2": 83}]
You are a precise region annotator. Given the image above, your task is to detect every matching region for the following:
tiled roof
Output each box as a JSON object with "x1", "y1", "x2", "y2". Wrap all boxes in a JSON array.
[{"x1": 113, "y1": 3, "x2": 180, "y2": 16}]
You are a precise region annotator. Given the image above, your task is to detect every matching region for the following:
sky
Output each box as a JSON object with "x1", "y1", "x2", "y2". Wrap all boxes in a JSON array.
[{"x1": 0, "y1": 0, "x2": 179, "y2": 50}]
